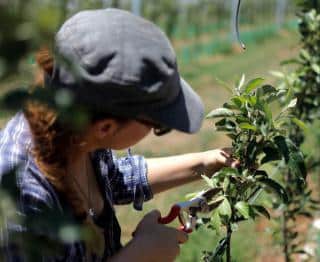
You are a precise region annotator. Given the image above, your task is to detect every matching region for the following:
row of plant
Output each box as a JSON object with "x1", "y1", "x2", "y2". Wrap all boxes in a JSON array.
[
  {"x1": 273, "y1": 1, "x2": 320, "y2": 260},
  {"x1": 187, "y1": 0, "x2": 320, "y2": 261},
  {"x1": 195, "y1": 76, "x2": 306, "y2": 262}
]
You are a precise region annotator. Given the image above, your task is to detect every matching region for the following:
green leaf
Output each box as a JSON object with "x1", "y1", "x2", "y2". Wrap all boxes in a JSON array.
[
  {"x1": 218, "y1": 197, "x2": 232, "y2": 219},
  {"x1": 261, "y1": 85, "x2": 277, "y2": 95},
  {"x1": 236, "y1": 74, "x2": 246, "y2": 92},
  {"x1": 231, "y1": 96, "x2": 246, "y2": 108},
  {"x1": 244, "y1": 78, "x2": 264, "y2": 94},
  {"x1": 254, "y1": 170, "x2": 268, "y2": 179},
  {"x1": 280, "y1": 58, "x2": 301, "y2": 66},
  {"x1": 235, "y1": 201, "x2": 250, "y2": 219},
  {"x1": 239, "y1": 123, "x2": 257, "y2": 131},
  {"x1": 300, "y1": 49, "x2": 311, "y2": 61},
  {"x1": 223, "y1": 102, "x2": 238, "y2": 110},
  {"x1": 270, "y1": 70, "x2": 285, "y2": 78},
  {"x1": 288, "y1": 151, "x2": 307, "y2": 179},
  {"x1": 263, "y1": 103, "x2": 272, "y2": 122},
  {"x1": 201, "y1": 175, "x2": 214, "y2": 188},
  {"x1": 258, "y1": 178, "x2": 288, "y2": 203},
  {"x1": 311, "y1": 63, "x2": 320, "y2": 74},
  {"x1": 261, "y1": 146, "x2": 281, "y2": 164},
  {"x1": 231, "y1": 223, "x2": 239, "y2": 232},
  {"x1": 286, "y1": 98, "x2": 298, "y2": 109},
  {"x1": 215, "y1": 119, "x2": 236, "y2": 132},
  {"x1": 210, "y1": 211, "x2": 222, "y2": 232},
  {"x1": 206, "y1": 108, "x2": 234, "y2": 119},
  {"x1": 246, "y1": 140, "x2": 258, "y2": 164},
  {"x1": 274, "y1": 136, "x2": 290, "y2": 162},
  {"x1": 252, "y1": 205, "x2": 271, "y2": 220},
  {"x1": 248, "y1": 96, "x2": 257, "y2": 106},
  {"x1": 222, "y1": 177, "x2": 230, "y2": 192},
  {"x1": 211, "y1": 237, "x2": 228, "y2": 260},
  {"x1": 215, "y1": 77, "x2": 233, "y2": 94},
  {"x1": 292, "y1": 117, "x2": 308, "y2": 133}
]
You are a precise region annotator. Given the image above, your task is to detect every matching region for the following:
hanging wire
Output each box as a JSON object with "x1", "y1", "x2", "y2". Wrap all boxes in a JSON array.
[{"x1": 235, "y1": 0, "x2": 246, "y2": 50}]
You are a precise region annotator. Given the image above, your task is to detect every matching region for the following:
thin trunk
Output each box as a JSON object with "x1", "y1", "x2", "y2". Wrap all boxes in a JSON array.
[
  {"x1": 282, "y1": 211, "x2": 290, "y2": 262},
  {"x1": 226, "y1": 223, "x2": 232, "y2": 262}
]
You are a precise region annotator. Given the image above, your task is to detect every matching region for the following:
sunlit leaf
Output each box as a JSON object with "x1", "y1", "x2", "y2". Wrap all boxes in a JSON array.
[
  {"x1": 235, "y1": 201, "x2": 250, "y2": 219},
  {"x1": 236, "y1": 74, "x2": 246, "y2": 92},
  {"x1": 201, "y1": 175, "x2": 214, "y2": 188},
  {"x1": 311, "y1": 63, "x2": 320, "y2": 74},
  {"x1": 206, "y1": 108, "x2": 234, "y2": 119},
  {"x1": 210, "y1": 211, "x2": 222, "y2": 233},
  {"x1": 258, "y1": 178, "x2": 288, "y2": 203},
  {"x1": 287, "y1": 98, "x2": 298, "y2": 109},
  {"x1": 292, "y1": 117, "x2": 308, "y2": 133},
  {"x1": 218, "y1": 197, "x2": 232, "y2": 219},
  {"x1": 239, "y1": 122, "x2": 257, "y2": 131},
  {"x1": 270, "y1": 70, "x2": 285, "y2": 78},
  {"x1": 244, "y1": 78, "x2": 264, "y2": 94}
]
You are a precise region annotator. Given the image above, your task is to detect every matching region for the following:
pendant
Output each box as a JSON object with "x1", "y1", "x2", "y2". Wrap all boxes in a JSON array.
[{"x1": 88, "y1": 208, "x2": 96, "y2": 218}]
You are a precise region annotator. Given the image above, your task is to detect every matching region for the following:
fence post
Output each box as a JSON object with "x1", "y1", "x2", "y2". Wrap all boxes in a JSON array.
[
  {"x1": 111, "y1": 0, "x2": 120, "y2": 8},
  {"x1": 132, "y1": 0, "x2": 141, "y2": 16},
  {"x1": 276, "y1": 0, "x2": 288, "y2": 29}
]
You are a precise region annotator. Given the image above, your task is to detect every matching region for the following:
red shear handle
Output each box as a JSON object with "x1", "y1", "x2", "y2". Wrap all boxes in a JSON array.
[
  {"x1": 180, "y1": 225, "x2": 193, "y2": 234},
  {"x1": 158, "y1": 205, "x2": 193, "y2": 234},
  {"x1": 158, "y1": 205, "x2": 181, "y2": 224}
]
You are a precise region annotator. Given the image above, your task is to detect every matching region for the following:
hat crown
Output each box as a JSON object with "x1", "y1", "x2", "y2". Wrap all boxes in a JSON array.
[
  {"x1": 47, "y1": 8, "x2": 204, "y2": 133},
  {"x1": 55, "y1": 8, "x2": 177, "y2": 92}
]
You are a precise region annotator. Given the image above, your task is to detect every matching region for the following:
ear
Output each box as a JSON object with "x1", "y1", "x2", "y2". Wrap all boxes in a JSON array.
[{"x1": 91, "y1": 119, "x2": 120, "y2": 140}]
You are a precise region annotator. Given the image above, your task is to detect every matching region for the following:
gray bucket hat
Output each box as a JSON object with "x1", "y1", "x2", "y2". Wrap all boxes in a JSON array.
[{"x1": 46, "y1": 8, "x2": 204, "y2": 133}]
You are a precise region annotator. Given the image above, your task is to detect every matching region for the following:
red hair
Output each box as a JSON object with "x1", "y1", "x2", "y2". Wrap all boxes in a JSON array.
[{"x1": 24, "y1": 48, "x2": 105, "y2": 257}]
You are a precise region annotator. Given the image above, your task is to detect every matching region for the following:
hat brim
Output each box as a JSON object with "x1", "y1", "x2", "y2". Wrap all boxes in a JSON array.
[{"x1": 147, "y1": 78, "x2": 204, "y2": 134}]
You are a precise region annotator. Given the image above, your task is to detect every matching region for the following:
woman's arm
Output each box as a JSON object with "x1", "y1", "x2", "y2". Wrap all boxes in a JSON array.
[{"x1": 146, "y1": 149, "x2": 238, "y2": 194}]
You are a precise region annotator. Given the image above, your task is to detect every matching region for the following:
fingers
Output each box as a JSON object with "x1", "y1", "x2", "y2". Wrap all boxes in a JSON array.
[
  {"x1": 221, "y1": 147, "x2": 233, "y2": 156},
  {"x1": 176, "y1": 230, "x2": 188, "y2": 244},
  {"x1": 219, "y1": 148, "x2": 240, "y2": 168}
]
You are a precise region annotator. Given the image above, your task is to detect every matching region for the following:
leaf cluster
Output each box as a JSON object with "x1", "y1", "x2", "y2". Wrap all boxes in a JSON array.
[{"x1": 198, "y1": 76, "x2": 307, "y2": 261}]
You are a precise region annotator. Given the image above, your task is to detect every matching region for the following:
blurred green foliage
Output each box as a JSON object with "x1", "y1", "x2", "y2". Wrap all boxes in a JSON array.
[{"x1": 270, "y1": 0, "x2": 320, "y2": 261}]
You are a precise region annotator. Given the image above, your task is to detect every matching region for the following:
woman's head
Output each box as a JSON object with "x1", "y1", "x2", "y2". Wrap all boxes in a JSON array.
[{"x1": 30, "y1": 47, "x2": 168, "y2": 154}]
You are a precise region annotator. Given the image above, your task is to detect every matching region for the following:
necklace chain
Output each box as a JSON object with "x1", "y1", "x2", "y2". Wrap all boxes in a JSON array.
[{"x1": 71, "y1": 155, "x2": 95, "y2": 218}]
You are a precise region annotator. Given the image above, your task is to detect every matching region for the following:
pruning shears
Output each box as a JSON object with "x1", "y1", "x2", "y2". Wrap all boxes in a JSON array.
[{"x1": 158, "y1": 188, "x2": 223, "y2": 233}]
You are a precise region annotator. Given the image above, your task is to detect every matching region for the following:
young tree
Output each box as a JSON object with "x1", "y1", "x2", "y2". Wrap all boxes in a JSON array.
[
  {"x1": 271, "y1": 1, "x2": 320, "y2": 260},
  {"x1": 196, "y1": 76, "x2": 306, "y2": 262}
]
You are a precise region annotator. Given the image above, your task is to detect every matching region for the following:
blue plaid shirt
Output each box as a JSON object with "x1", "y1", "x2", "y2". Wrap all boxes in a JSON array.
[{"x1": 0, "y1": 112, "x2": 153, "y2": 261}]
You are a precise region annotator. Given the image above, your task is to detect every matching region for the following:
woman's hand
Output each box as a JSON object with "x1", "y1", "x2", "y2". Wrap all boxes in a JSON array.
[
  {"x1": 201, "y1": 148, "x2": 239, "y2": 177},
  {"x1": 131, "y1": 210, "x2": 188, "y2": 262}
]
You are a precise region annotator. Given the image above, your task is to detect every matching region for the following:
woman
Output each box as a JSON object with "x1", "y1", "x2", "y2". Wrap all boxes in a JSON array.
[{"x1": 0, "y1": 8, "x2": 238, "y2": 261}]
